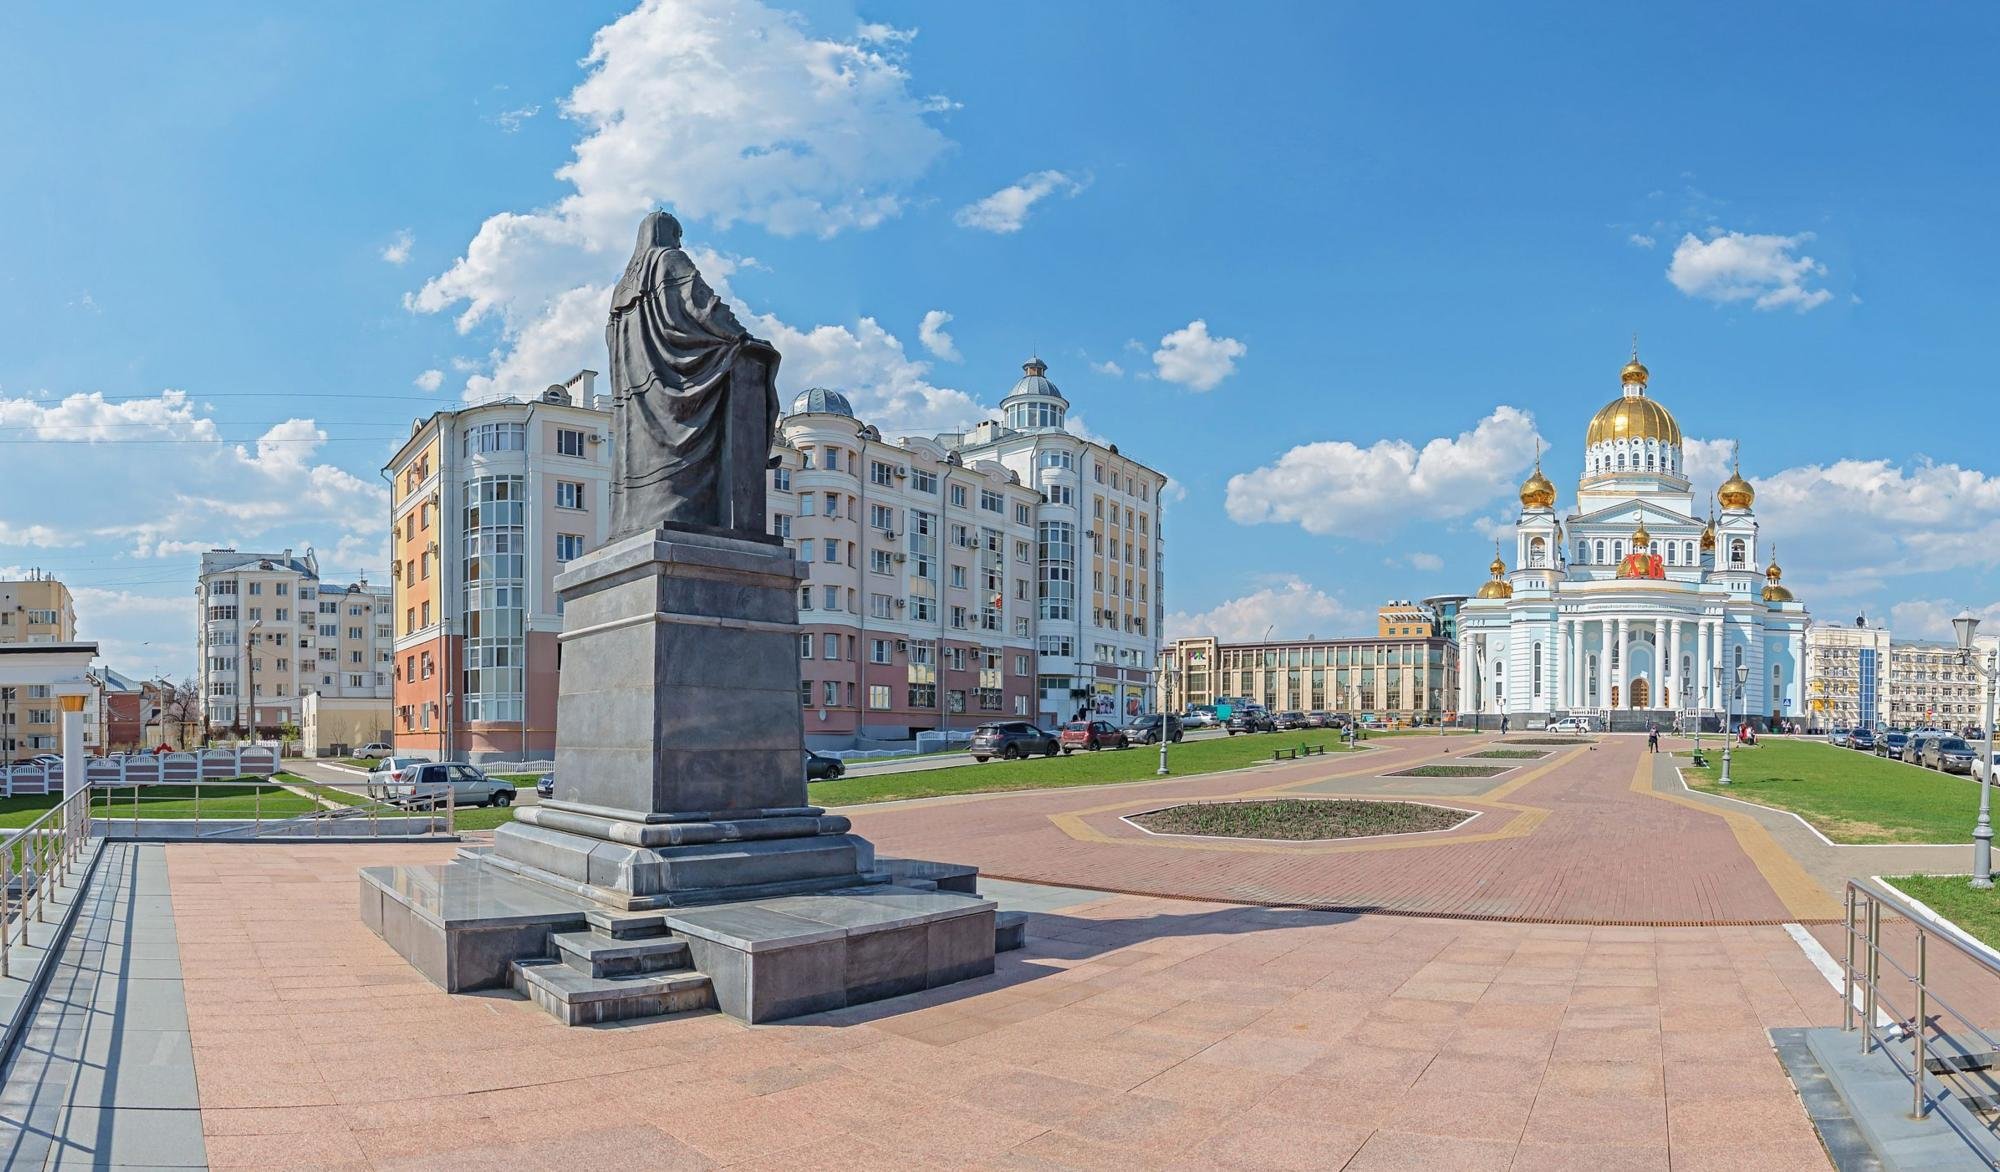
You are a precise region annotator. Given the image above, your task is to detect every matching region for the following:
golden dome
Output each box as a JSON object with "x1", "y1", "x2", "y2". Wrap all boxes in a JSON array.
[
  {"x1": 1718, "y1": 462, "x2": 1755, "y2": 510},
  {"x1": 1519, "y1": 460, "x2": 1556, "y2": 510},
  {"x1": 1476, "y1": 548, "x2": 1513, "y2": 599},
  {"x1": 1762, "y1": 550, "x2": 1793, "y2": 602},
  {"x1": 1699, "y1": 517, "x2": 1716, "y2": 552},
  {"x1": 1631, "y1": 520, "x2": 1652, "y2": 548},
  {"x1": 1621, "y1": 358, "x2": 1649, "y2": 385},
  {"x1": 1586, "y1": 393, "x2": 1682, "y2": 446}
]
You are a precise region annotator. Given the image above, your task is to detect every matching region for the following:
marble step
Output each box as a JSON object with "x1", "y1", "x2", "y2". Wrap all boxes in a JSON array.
[
  {"x1": 510, "y1": 958, "x2": 715, "y2": 1026},
  {"x1": 550, "y1": 930, "x2": 691, "y2": 978},
  {"x1": 996, "y1": 910, "x2": 1027, "y2": 953}
]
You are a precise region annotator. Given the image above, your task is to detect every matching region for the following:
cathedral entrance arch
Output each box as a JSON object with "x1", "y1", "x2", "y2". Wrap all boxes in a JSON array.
[{"x1": 1630, "y1": 677, "x2": 1650, "y2": 708}]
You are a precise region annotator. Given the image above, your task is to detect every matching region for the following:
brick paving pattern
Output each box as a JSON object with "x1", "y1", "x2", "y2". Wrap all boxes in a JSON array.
[
  {"x1": 166, "y1": 843, "x2": 1839, "y2": 1169},
  {"x1": 848, "y1": 735, "x2": 1815, "y2": 925}
]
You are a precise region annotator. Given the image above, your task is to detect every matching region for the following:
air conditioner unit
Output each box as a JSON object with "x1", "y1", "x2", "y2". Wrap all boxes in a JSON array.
[
  {"x1": 894, "y1": 466, "x2": 908, "y2": 478},
  {"x1": 1085, "y1": 530, "x2": 1098, "y2": 539},
  {"x1": 894, "y1": 599, "x2": 906, "y2": 608},
  {"x1": 896, "y1": 640, "x2": 908, "y2": 652},
  {"x1": 892, "y1": 553, "x2": 907, "y2": 563}
]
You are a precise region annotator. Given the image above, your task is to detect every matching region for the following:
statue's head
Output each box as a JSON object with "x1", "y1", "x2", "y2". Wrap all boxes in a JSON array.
[{"x1": 638, "y1": 210, "x2": 683, "y2": 251}]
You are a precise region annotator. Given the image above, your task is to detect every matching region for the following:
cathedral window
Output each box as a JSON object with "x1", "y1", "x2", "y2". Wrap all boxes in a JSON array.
[
  {"x1": 1646, "y1": 450, "x2": 1655, "y2": 471},
  {"x1": 1577, "y1": 541, "x2": 1588, "y2": 563},
  {"x1": 1529, "y1": 537, "x2": 1546, "y2": 566},
  {"x1": 1666, "y1": 544, "x2": 1677, "y2": 566},
  {"x1": 1613, "y1": 541, "x2": 1623, "y2": 562},
  {"x1": 1533, "y1": 644, "x2": 1542, "y2": 696},
  {"x1": 1730, "y1": 539, "x2": 1746, "y2": 568},
  {"x1": 1594, "y1": 540, "x2": 1606, "y2": 563}
]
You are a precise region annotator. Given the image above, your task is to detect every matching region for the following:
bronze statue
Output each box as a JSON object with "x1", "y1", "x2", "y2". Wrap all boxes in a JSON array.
[{"x1": 606, "y1": 211, "x2": 780, "y2": 541}]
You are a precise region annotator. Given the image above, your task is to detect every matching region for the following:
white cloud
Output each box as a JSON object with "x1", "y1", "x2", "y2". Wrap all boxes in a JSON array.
[
  {"x1": 1152, "y1": 320, "x2": 1246, "y2": 391},
  {"x1": 952, "y1": 170, "x2": 1088, "y2": 233},
  {"x1": 855, "y1": 22, "x2": 915, "y2": 45},
  {"x1": 1226, "y1": 407, "x2": 1540, "y2": 538},
  {"x1": 1886, "y1": 599, "x2": 2000, "y2": 642},
  {"x1": 491, "y1": 104, "x2": 540, "y2": 133},
  {"x1": 757, "y1": 314, "x2": 984, "y2": 435},
  {"x1": 1628, "y1": 233, "x2": 1656, "y2": 249},
  {"x1": 917, "y1": 309, "x2": 960, "y2": 362},
  {"x1": 381, "y1": 230, "x2": 414, "y2": 265},
  {"x1": 1406, "y1": 552, "x2": 1444, "y2": 571},
  {"x1": 409, "y1": 0, "x2": 952, "y2": 407},
  {"x1": 0, "y1": 522, "x2": 79, "y2": 548},
  {"x1": 1166, "y1": 577, "x2": 1367, "y2": 643},
  {"x1": 413, "y1": 369, "x2": 444, "y2": 393},
  {"x1": 1667, "y1": 229, "x2": 1832, "y2": 312},
  {"x1": 1089, "y1": 359, "x2": 1123, "y2": 377}
]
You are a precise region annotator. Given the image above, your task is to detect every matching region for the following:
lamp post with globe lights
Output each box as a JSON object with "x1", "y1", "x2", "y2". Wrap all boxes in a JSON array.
[
  {"x1": 1952, "y1": 608, "x2": 1994, "y2": 890},
  {"x1": 1716, "y1": 662, "x2": 1731, "y2": 785}
]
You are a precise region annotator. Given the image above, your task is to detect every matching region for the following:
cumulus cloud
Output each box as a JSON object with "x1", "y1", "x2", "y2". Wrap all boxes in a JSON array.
[
  {"x1": 413, "y1": 369, "x2": 444, "y2": 392},
  {"x1": 1406, "y1": 552, "x2": 1444, "y2": 571},
  {"x1": 1088, "y1": 359, "x2": 1123, "y2": 378},
  {"x1": 952, "y1": 169, "x2": 1088, "y2": 233},
  {"x1": 1628, "y1": 233, "x2": 1656, "y2": 249},
  {"x1": 1166, "y1": 577, "x2": 1368, "y2": 643},
  {"x1": 381, "y1": 230, "x2": 414, "y2": 265},
  {"x1": 0, "y1": 522, "x2": 79, "y2": 548},
  {"x1": 917, "y1": 309, "x2": 960, "y2": 362},
  {"x1": 409, "y1": 0, "x2": 953, "y2": 410},
  {"x1": 1152, "y1": 320, "x2": 1246, "y2": 391},
  {"x1": 1667, "y1": 229, "x2": 1832, "y2": 312},
  {"x1": 490, "y1": 104, "x2": 540, "y2": 133},
  {"x1": 1226, "y1": 407, "x2": 1541, "y2": 538},
  {"x1": 1887, "y1": 599, "x2": 2000, "y2": 642}
]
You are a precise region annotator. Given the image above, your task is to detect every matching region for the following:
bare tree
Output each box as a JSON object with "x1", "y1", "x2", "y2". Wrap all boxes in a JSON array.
[{"x1": 157, "y1": 678, "x2": 202, "y2": 750}]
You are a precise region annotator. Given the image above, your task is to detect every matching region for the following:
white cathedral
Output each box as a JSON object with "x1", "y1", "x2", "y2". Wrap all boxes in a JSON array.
[{"x1": 1457, "y1": 352, "x2": 1808, "y2": 731}]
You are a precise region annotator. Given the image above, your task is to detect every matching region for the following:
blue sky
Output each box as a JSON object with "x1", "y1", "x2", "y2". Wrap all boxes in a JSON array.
[{"x1": 2, "y1": 0, "x2": 1998, "y2": 679}]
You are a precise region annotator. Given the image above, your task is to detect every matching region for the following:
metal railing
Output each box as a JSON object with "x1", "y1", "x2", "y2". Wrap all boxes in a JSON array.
[
  {"x1": 0, "y1": 788, "x2": 94, "y2": 980},
  {"x1": 1844, "y1": 876, "x2": 2000, "y2": 1138},
  {"x1": 86, "y1": 778, "x2": 458, "y2": 839}
]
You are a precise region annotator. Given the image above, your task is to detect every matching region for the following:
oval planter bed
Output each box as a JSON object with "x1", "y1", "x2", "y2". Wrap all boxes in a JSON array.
[
  {"x1": 1128, "y1": 798, "x2": 1471, "y2": 841},
  {"x1": 1387, "y1": 764, "x2": 1511, "y2": 778}
]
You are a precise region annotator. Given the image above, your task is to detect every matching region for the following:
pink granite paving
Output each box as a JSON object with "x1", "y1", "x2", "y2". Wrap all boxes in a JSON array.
[
  {"x1": 847, "y1": 734, "x2": 1806, "y2": 925},
  {"x1": 166, "y1": 842, "x2": 1839, "y2": 1169}
]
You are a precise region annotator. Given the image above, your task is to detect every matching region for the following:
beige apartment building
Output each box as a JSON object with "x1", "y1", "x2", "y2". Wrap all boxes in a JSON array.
[
  {"x1": 1377, "y1": 601, "x2": 1433, "y2": 638},
  {"x1": 384, "y1": 371, "x2": 613, "y2": 763},
  {"x1": 0, "y1": 575, "x2": 94, "y2": 756},
  {"x1": 196, "y1": 549, "x2": 392, "y2": 738},
  {"x1": 1801, "y1": 620, "x2": 1892, "y2": 731},
  {"x1": 1166, "y1": 631, "x2": 1459, "y2": 724}
]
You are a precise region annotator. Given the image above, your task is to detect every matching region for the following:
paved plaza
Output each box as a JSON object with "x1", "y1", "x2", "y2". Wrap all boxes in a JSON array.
[{"x1": 8, "y1": 735, "x2": 1983, "y2": 1167}]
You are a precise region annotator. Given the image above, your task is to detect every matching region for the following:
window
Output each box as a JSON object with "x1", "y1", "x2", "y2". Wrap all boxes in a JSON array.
[
  {"x1": 823, "y1": 680, "x2": 839, "y2": 705},
  {"x1": 799, "y1": 680, "x2": 813, "y2": 707},
  {"x1": 951, "y1": 565, "x2": 967, "y2": 589},
  {"x1": 870, "y1": 503, "x2": 895, "y2": 531},
  {"x1": 823, "y1": 586, "x2": 839, "y2": 609},
  {"x1": 822, "y1": 492, "x2": 839, "y2": 517},
  {"x1": 980, "y1": 490, "x2": 1004, "y2": 513},
  {"x1": 799, "y1": 494, "x2": 815, "y2": 517},
  {"x1": 870, "y1": 461, "x2": 896, "y2": 487},
  {"x1": 823, "y1": 538, "x2": 840, "y2": 562},
  {"x1": 870, "y1": 594, "x2": 894, "y2": 618},
  {"x1": 799, "y1": 586, "x2": 813, "y2": 610},
  {"x1": 950, "y1": 485, "x2": 967, "y2": 508},
  {"x1": 1015, "y1": 654, "x2": 1029, "y2": 676},
  {"x1": 871, "y1": 639, "x2": 892, "y2": 664},
  {"x1": 1046, "y1": 484, "x2": 1072, "y2": 506},
  {"x1": 557, "y1": 533, "x2": 586, "y2": 562},
  {"x1": 463, "y1": 421, "x2": 526, "y2": 455},
  {"x1": 801, "y1": 633, "x2": 815, "y2": 659},
  {"x1": 868, "y1": 685, "x2": 892, "y2": 710},
  {"x1": 799, "y1": 542, "x2": 815, "y2": 563},
  {"x1": 824, "y1": 636, "x2": 839, "y2": 661},
  {"x1": 950, "y1": 606, "x2": 967, "y2": 630},
  {"x1": 823, "y1": 448, "x2": 840, "y2": 472},
  {"x1": 772, "y1": 514, "x2": 792, "y2": 539},
  {"x1": 556, "y1": 480, "x2": 587, "y2": 510},
  {"x1": 772, "y1": 466, "x2": 791, "y2": 491},
  {"x1": 870, "y1": 549, "x2": 894, "y2": 574},
  {"x1": 910, "y1": 469, "x2": 937, "y2": 493}
]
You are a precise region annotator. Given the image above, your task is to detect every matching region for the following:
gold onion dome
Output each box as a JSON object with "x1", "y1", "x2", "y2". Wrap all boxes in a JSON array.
[
  {"x1": 1519, "y1": 460, "x2": 1556, "y2": 509},
  {"x1": 1630, "y1": 520, "x2": 1652, "y2": 548},
  {"x1": 1699, "y1": 515, "x2": 1717, "y2": 552},
  {"x1": 1476, "y1": 548, "x2": 1513, "y2": 599},
  {"x1": 1587, "y1": 350, "x2": 1681, "y2": 446},
  {"x1": 1718, "y1": 462, "x2": 1756, "y2": 510},
  {"x1": 1621, "y1": 357, "x2": 1650, "y2": 385},
  {"x1": 1762, "y1": 549, "x2": 1794, "y2": 603}
]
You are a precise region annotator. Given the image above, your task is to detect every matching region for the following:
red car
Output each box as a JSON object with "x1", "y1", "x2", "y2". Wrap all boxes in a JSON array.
[{"x1": 1059, "y1": 720, "x2": 1129, "y2": 754}]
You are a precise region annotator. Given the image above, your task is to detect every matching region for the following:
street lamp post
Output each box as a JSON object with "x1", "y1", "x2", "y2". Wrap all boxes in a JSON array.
[
  {"x1": 1953, "y1": 609, "x2": 1994, "y2": 890},
  {"x1": 1156, "y1": 651, "x2": 1176, "y2": 777},
  {"x1": 1717, "y1": 661, "x2": 1732, "y2": 785}
]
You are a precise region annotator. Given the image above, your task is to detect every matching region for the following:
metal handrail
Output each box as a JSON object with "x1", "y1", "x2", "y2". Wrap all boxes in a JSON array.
[
  {"x1": 0, "y1": 788, "x2": 93, "y2": 981},
  {"x1": 1845, "y1": 876, "x2": 2000, "y2": 1133},
  {"x1": 86, "y1": 777, "x2": 459, "y2": 840}
]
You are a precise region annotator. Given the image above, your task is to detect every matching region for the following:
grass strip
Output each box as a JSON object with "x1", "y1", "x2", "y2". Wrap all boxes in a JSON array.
[{"x1": 1684, "y1": 739, "x2": 1984, "y2": 844}]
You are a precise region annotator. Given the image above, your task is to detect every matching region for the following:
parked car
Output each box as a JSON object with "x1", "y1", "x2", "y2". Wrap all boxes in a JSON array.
[
  {"x1": 1270, "y1": 711, "x2": 1307, "y2": 731},
  {"x1": 1330, "y1": 713, "x2": 1356, "y2": 729},
  {"x1": 1226, "y1": 709, "x2": 1276, "y2": 735},
  {"x1": 1878, "y1": 730, "x2": 1910, "y2": 759},
  {"x1": 805, "y1": 749, "x2": 845, "y2": 781},
  {"x1": 1847, "y1": 728, "x2": 1876, "y2": 751},
  {"x1": 352, "y1": 742, "x2": 395, "y2": 760},
  {"x1": 1545, "y1": 716, "x2": 1593, "y2": 734},
  {"x1": 1299, "y1": 711, "x2": 1329, "y2": 729},
  {"x1": 1124, "y1": 714, "x2": 1184, "y2": 745},
  {"x1": 399, "y1": 762, "x2": 516, "y2": 808},
  {"x1": 1827, "y1": 727, "x2": 1851, "y2": 748},
  {"x1": 1922, "y1": 736, "x2": 1977, "y2": 775},
  {"x1": 969, "y1": 721, "x2": 1059, "y2": 762},
  {"x1": 1902, "y1": 732, "x2": 1938, "y2": 766},
  {"x1": 366, "y1": 755, "x2": 435, "y2": 798},
  {"x1": 535, "y1": 772, "x2": 554, "y2": 800},
  {"x1": 1061, "y1": 720, "x2": 1129, "y2": 754},
  {"x1": 1179, "y1": 709, "x2": 1220, "y2": 730}
]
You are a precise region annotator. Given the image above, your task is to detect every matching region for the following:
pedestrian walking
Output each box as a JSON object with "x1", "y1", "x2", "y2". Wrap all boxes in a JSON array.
[
  {"x1": 1500, "y1": 714, "x2": 1509, "y2": 734},
  {"x1": 1647, "y1": 723, "x2": 1659, "y2": 754}
]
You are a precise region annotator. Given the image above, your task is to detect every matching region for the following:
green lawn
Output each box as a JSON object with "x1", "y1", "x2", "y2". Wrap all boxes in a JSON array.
[
  {"x1": 1684, "y1": 738, "x2": 1986, "y2": 844},
  {"x1": 811, "y1": 733, "x2": 1355, "y2": 806},
  {"x1": 1886, "y1": 875, "x2": 2000, "y2": 950}
]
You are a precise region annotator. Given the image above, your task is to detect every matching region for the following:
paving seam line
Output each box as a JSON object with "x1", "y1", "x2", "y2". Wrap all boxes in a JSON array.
[{"x1": 1628, "y1": 752, "x2": 1843, "y2": 920}]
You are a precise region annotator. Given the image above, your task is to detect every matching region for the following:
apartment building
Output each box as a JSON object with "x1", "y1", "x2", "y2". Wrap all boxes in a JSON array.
[
  {"x1": 1167, "y1": 632, "x2": 1460, "y2": 725},
  {"x1": 1802, "y1": 620, "x2": 1892, "y2": 731},
  {"x1": 775, "y1": 387, "x2": 1042, "y2": 745},
  {"x1": 384, "y1": 371, "x2": 612, "y2": 763},
  {"x1": 1378, "y1": 601, "x2": 1433, "y2": 638},
  {"x1": 939, "y1": 359, "x2": 1167, "y2": 726},
  {"x1": 0, "y1": 574, "x2": 95, "y2": 755},
  {"x1": 196, "y1": 549, "x2": 392, "y2": 736}
]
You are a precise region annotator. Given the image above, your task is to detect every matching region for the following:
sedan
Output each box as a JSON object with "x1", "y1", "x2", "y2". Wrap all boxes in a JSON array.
[
  {"x1": 400, "y1": 762, "x2": 516, "y2": 808},
  {"x1": 535, "y1": 772, "x2": 555, "y2": 800},
  {"x1": 1274, "y1": 711, "x2": 1309, "y2": 731},
  {"x1": 1922, "y1": 736, "x2": 1978, "y2": 774},
  {"x1": 1123, "y1": 715, "x2": 1184, "y2": 745},
  {"x1": 352, "y1": 742, "x2": 395, "y2": 760},
  {"x1": 1878, "y1": 731, "x2": 1910, "y2": 759},
  {"x1": 1848, "y1": 728, "x2": 1876, "y2": 751},
  {"x1": 1060, "y1": 720, "x2": 1129, "y2": 754},
  {"x1": 1179, "y1": 710, "x2": 1220, "y2": 730},
  {"x1": 805, "y1": 749, "x2": 845, "y2": 781}
]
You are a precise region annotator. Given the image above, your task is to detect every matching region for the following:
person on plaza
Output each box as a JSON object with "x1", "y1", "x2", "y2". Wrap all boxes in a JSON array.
[
  {"x1": 1500, "y1": 714, "x2": 1509, "y2": 734},
  {"x1": 1647, "y1": 723, "x2": 1659, "y2": 754}
]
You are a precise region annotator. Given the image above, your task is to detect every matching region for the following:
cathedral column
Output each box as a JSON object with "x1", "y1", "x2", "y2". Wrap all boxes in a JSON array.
[
  {"x1": 1654, "y1": 618, "x2": 1667, "y2": 708},
  {"x1": 1615, "y1": 617, "x2": 1629, "y2": 707},
  {"x1": 1571, "y1": 619, "x2": 1584, "y2": 708},
  {"x1": 1598, "y1": 619, "x2": 1612, "y2": 711},
  {"x1": 1668, "y1": 620, "x2": 1682, "y2": 711}
]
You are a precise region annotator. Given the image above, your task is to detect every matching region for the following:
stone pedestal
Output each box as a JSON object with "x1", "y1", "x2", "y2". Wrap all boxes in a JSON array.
[
  {"x1": 484, "y1": 527, "x2": 876, "y2": 909},
  {"x1": 361, "y1": 526, "x2": 1003, "y2": 1025}
]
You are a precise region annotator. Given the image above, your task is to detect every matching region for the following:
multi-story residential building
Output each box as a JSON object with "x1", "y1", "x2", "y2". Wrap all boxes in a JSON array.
[
  {"x1": 0, "y1": 574, "x2": 93, "y2": 756},
  {"x1": 1167, "y1": 633, "x2": 1459, "y2": 724},
  {"x1": 1887, "y1": 639, "x2": 1986, "y2": 731},
  {"x1": 1802, "y1": 619, "x2": 1892, "y2": 732},
  {"x1": 384, "y1": 371, "x2": 613, "y2": 763},
  {"x1": 196, "y1": 549, "x2": 392, "y2": 737},
  {"x1": 774, "y1": 388, "x2": 1042, "y2": 745},
  {"x1": 940, "y1": 359, "x2": 1167, "y2": 726},
  {"x1": 1378, "y1": 601, "x2": 1433, "y2": 638}
]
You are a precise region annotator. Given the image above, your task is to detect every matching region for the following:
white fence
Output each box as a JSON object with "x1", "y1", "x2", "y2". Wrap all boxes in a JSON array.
[{"x1": 0, "y1": 747, "x2": 281, "y2": 797}]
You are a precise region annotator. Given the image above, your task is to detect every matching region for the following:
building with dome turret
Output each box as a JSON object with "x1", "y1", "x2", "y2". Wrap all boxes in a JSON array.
[{"x1": 1456, "y1": 352, "x2": 1809, "y2": 731}]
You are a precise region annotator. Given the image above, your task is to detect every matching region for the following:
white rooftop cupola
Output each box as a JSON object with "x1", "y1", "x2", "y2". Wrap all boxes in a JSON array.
[{"x1": 1001, "y1": 356, "x2": 1068, "y2": 432}]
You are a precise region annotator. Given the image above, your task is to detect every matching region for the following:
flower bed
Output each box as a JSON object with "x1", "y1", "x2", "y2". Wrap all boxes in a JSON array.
[{"x1": 1130, "y1": 798, "x2": 1469, "y2": 841}]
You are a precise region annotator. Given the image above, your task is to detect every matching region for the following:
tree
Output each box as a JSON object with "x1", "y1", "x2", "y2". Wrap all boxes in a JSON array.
[{"x1": 156, "y1": 678, "x2": 202, "y2": 750}]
